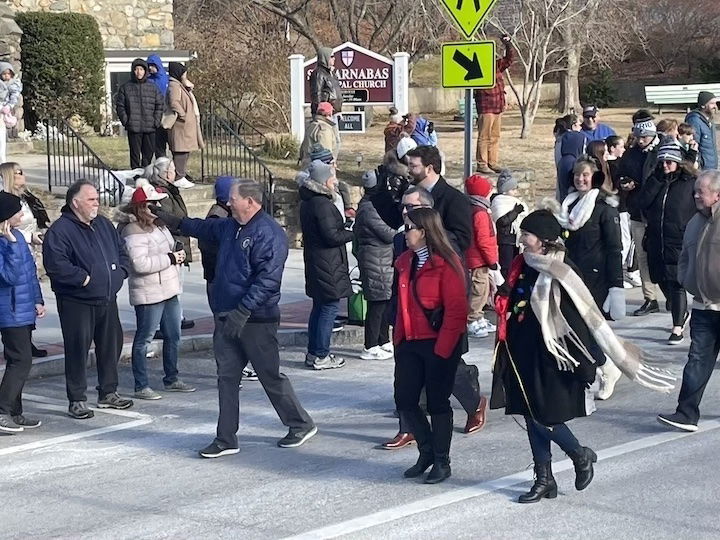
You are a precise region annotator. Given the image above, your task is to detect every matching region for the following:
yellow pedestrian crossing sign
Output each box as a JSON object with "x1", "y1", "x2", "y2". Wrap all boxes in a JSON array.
[
  {"x1": 441, "y1": 41, "x2": 496, "y2": 89},
  {"x1": 439, "y1": 0, "x2": 498, "y2": 39}
]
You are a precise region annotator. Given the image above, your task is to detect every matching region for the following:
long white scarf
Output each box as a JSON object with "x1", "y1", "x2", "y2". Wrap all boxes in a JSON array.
[{"x1": 559, "y1": 189, "x2": 599, "y2": 231}]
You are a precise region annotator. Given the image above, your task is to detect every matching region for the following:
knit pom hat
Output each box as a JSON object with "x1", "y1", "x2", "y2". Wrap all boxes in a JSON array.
[
  {"x1": 496, "y1": 169, "x2": 518, "y2": 194},
  {"x1": 309, "y1": 143, "x2": 334, "y2": 164},
  {"x1": 656, "y1": 140, "x2": 684, "y2": 164},
  {"x1": 465, "y1": 174, "x2": 492, "y2": 198},
  {"x1": 0, "y1": 191, "x2": 21, "y2": 222},
  {"x1": 520, "y1": 209, "x2": 563, "y2": 242}
]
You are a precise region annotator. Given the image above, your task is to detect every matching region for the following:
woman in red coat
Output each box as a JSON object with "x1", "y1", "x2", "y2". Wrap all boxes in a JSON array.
[{"x1": 394, "y1": 207, "x2": 469, "y2": 484}]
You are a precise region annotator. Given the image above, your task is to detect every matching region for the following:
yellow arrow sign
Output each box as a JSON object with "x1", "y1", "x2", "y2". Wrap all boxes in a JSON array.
[
  {"x1": 439, "y1": 0, "x2": 498, "y2": 39},
  {"x1": 441, "y1": 41, "x2": 496, "y2": 89}
]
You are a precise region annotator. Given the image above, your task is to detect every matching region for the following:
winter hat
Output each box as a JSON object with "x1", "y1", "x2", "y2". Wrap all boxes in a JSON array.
[
  {"x1": 698, "y1": 91, "x2": 717, "y2": 108},
  {"x1": 168, "y1": 61, "x2": 187, "y2": 81},
  {"x1": 496, "y1": 169, "x2": 518, "y2": 194},
  {"x1": 130, "y1": 178, "x2": 169, "y2": 205},
  {"x1": 656, "y1": 140, "x2": 684, "y2": 164},
  {"x1": 362, "y1": 170, "x2": 378, "y2": 189},
  {"x1": 582, "y1": 105, "x2": 599, "y2": 118},
  {"x1": 396, "y1": 136, "x2": 417, "y2": 160},
  {"x1": 214, "y1": 175, "x2": 236, "y2": 203},
  {"x1": 309, "y1": 143, "x2": 334, "y2": 164},
  {"x1": 633, "y1": 118, "x2": 657, "y2": 138},
  {"x1": 308, "y1": 160, "x2": 333, "y2": 185},
  {"x1": 520, "y1": 209, "x2": 563, "y2": 242},
  {"x1": 0, "y1": 191, "x2": 21, "y2": 222},
  {"x1": 465, "y1": 174, "x2": 492, "y2": 198},
  {"x1": 317, "y1": 102, "x2": 334, "y2": 116}
]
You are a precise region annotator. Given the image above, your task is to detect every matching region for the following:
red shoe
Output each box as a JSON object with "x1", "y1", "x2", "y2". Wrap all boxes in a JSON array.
[
  {"x1": 464, "y1": 396, "x2": 488, "y2": 434},
  {"x1": 380, "y1": 432, "x2": 416, "y2": 450}
]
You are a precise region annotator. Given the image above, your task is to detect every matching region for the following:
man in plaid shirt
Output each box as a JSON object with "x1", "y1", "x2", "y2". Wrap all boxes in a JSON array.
[{"x1": 473, "y1": 35, "x2": 514, "y2": 174}]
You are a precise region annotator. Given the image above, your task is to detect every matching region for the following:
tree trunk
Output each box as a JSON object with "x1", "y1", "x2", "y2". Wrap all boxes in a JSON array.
[{"x1": 557, "y1": 45, "x2": 582, "y2": 114}]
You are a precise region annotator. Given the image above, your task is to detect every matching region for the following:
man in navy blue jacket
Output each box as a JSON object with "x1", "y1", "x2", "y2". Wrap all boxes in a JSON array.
[
  {"x1": 43, "y1": 180, "x2": 133, "y2": 419},
  {"x1": 151, "y1": 178, "x2": 316, "y2": 458}
]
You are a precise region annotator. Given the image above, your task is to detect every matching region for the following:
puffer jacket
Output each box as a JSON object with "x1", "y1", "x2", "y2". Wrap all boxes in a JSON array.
[
  {"x1": 309, "y1": 47, "x2": 343, "y2": 115},
  {"x1": 149, "y1": 178, "x2": 193, "y2": 263},
  {"x1": 685, "y1": 109, "x2": 718, "y2": 170},
  {"x1": 466, "y1": 202, "x2": 498, "y2": 270},
  {"x1": 638, "y1": 165, "x2": 697, "y2": 283},
  {"x1": 299, "y1": 177, "x2": 353, "y2": 301},
  {"x1": 115, "y1": 58, "x2": 163, "y2": 134},
  {"x1": 617, "y1": 137, "x2": 660, "y2": 221},
  {"x1": 693, "y1": 201, "x2": 720, "y2": 304},
  {"x1": 118, "y1": 214, "x2": 181, "y2": 307},
  {"x1": 0, "y1": 230, "x2": 43, "y2": 328},
  {"x1": 354, "y1": 194, "x2": 396, "y2": 301}
]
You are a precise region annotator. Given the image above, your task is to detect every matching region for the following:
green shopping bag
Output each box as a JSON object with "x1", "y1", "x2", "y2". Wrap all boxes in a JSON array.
[{"x1": 348, "y1": 286, "x2": 367, "y2": 326}]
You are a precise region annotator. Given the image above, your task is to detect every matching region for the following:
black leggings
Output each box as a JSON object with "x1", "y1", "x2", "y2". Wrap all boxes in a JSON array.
[
  {"x1": 659, "y1": 279, "x2": 688, "y2": 327},
  {"x1": 364, "y1": 300, "x2": 390, "y2": 349}
]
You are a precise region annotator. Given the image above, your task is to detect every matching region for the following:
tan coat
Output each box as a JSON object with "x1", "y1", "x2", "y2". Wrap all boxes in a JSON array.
[
  {"x1": 299, "y1": 116, "x2": 338, "y2": 167},
  {"x1": 167, "y1": 78, "x2": 204, "y2": 153}
]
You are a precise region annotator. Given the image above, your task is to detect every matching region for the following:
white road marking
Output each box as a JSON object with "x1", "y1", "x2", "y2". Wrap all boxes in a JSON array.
[
  {"x1": 285, "y1": 419, "x2": 720, "y2": 540},
  {"x1": 0, "y1": 394, "x2": 153, "y2": 456}
]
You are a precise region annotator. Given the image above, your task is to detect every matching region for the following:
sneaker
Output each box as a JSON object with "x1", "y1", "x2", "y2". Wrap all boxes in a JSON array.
[
  {"x1": 304, "y1": 353, "x2": 318, "y2": 368},
  {"x1": 97, "y1": 392, "x2": 134, "y2": 410},
  {"x1": 181, "y1": 318, "x2": 195, "y2": 330},
  {"x1": 311, "y1": 354, "x2": 346, "y2": 370},
  {"x1": 633, "y1": 299, "x2": 659, "y2": 316},
  {"x1": 380, "y1": 342, "x2": 394, "y2": 354},
  {"x1": 596, "y1": 358, "x2": 622, "y2": 400},
  {"x1": 277, "y1": 425, "x2": 318, "y2": 448},
  {"x1": 477, "y1": 318, "x2": 496, "y2": 333},
  {"x1": 668, "y1": 332, "x2": 685, "y2": 345},
  {"x1": 12, "y1": 415, "x2": 42, "y2": 428},
  {"x1": 657, "y1": 412, "x2": 698, "y2": 432},
  {"x1": 242, "y1": 367, "x2": 258, "y2": 381},
  {"x1": 0, "y1": 414, "x2": 23, "y2": 433},
  {"x1": 68, "y1": 401, "x2": 95, "y2": 419},
  {"x1": 134, "y1": 387, "x2": 162, "y2": 400},
  {"x1": 164, "y1": 380, "x2": 197, "y2": 392},
  {"x1": 153, "y1": 330, "x2": 164, "y2": 340},
  {"x1": 174, "y1": 177, "x2": 196, "y2": 189},
  {"x1": 467, "y1": 320, "x2": 489, "y2": 338},
  {"x1": 199, "y1": 441, "x2": 240, "y2": 458},
  {"x1": 332, "y1": 320, "x2": 344, "y2": 333},
  {"x1": 360, "y1": 346, "x2": 394, "y2": 360}
]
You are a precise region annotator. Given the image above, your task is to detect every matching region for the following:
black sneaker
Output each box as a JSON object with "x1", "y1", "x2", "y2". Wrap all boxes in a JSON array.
[
  {"x1": 68, "y1": 401, "x2": 94, "y2": 419},
  {"x1": 277, "y1": 426, "x2": 318, "y2": 448},
  {"x1": 97, "y1": 393, "x2": 134, "y2": 410},
  {"x1": 199, "y1": 441, "x2": 240, "y2": 458},
  {"x1": 12, "y1": 415, "x2": 42, "y2": 428},
  {"x1": 633, "y1": 299, "x2": 660, "y2": 316},
  {"x1": 657, "y1": 412, "x2": 698, "y2": 432},
  {"x1": 242, "y1": 366, "x2": 258, "y2": 381},
  {"x1": 332, "y1": 320, "x2": 344, "y2": 333},
  {"x1": 0, "y1": 414, "x2": 23, "y2": 433},
  {"x1": 31, "y1": 344, "x2": 48, "y2": 358},
  {"x1": 668, "y1": 332, "x2": 685, "y2": 345}
]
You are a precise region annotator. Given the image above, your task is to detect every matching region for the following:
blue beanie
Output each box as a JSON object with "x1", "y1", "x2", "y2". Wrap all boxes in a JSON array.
[{"x1": 214, "y1": 175, "x2": 235, "y2": 203}]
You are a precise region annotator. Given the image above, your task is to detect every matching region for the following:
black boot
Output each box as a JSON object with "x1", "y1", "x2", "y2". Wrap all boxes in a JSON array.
[
  {"x1": 425, "y1": 412, "x2": 453, "y2": 484},
  {"x1": 403, "y1": 409, "x2": 434, "y2": 478},
  {"x1": 633, "y1": 299, "x2": 659, "y2": 316},
  {"x1": 31, "y1": 343, "x2": 48, "y2": 358},
  {"x1": 518, "y1": 462, "x2": 557, "y2": 503},
  {"x1": 568, "y1": 446, "x2": 597, "y2": 491}
]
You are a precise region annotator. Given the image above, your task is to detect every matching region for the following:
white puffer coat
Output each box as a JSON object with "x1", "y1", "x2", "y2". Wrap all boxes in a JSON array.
[{"x1": 119, "y1": 216, "x2": 181, "y2": 306}]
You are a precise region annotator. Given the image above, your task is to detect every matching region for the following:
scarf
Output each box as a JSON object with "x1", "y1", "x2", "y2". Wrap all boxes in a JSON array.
[
  {"x1": 469, "y1": 195, "x2": 490, "y2": 210},
  {"x1": 522, "y1": 250, "x2": 675, "y2": 392},
  {"x1": 559, "y1": 189, "x2": 599, "y2": 231}
]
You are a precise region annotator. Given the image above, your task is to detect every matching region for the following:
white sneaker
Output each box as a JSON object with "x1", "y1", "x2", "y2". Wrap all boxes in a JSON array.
[
  {"x1": 360, "y1": 346, "x2": 393, "y2": 360},
  {"x1": 467, "y1": 320, "x2": 489, "y2": 338},
  {"x1": 596, "y1": 358, "x2": 622, "y2": 400},
  {"x1": 379, "y1": 342, "x2": 394, "y2": 354},
  {"x1": 477, "y1": 318, "x2": 496, "y2": 333},
  {"x1": 174, "y1": 177, "x2": 195, "y2": 189}
]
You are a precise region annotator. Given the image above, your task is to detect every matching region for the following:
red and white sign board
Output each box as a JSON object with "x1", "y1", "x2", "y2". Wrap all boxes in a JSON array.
[{"x1": 304, "y1": 42, "x2": 394, "y2": 106}]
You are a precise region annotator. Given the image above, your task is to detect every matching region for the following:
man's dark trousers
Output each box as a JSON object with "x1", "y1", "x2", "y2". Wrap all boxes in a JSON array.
[
  {"x1": 128, "y1": 131, "x2": 156, "y2": 168},
  {"x1": 213, "y1": 318, "x2": 315, "y2": 448},
  {"x1": 58, "y1": 297, "x2": 123, "y2": 402}
]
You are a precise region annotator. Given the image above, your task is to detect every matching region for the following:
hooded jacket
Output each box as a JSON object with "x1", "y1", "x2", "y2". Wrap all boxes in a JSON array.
[
  {"x1": 43, "y1": 207, "x2": 129, "y2": 304},
  {"x1": 0, "y1": 61, "x2": 21, "y2": 108},
  {"x1": 354, "y1": 192, "x2": 396, "y2": 302},
  {"x1": 685, "y1": 109, "x2": 718, "y2": 170},
  {"x1": 0, "y1": 230, "x2": 43, "y2": 329},
  {"x1": 115, "y1": 58, "x2": 164, "y2": 133},
  {"x1": 146, "y1": 54, "x2": 169, "y2": 97},
  {"x1": 556, "y1": 130, "x2": 587, "y2": 201},
  {"x1": 309, "y1": 47, "x2": 343, "y2": 115}
]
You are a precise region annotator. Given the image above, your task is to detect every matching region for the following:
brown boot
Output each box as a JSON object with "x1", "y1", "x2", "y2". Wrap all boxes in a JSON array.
[
  {"x1": 464, "y1": 396, "x2": 488, "y2": 434},
  {"x1": 381, "y1": 432, "x2": 416, "y2": 450}
]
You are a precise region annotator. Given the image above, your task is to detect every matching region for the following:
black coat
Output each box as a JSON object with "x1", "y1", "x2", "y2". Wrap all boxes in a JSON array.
[
  {"x1": 115, "y1": 59, "x2": 164, "y2": 134},
  {"x1": 617, "y1": 142, "x2": 659, "y2": 221},
  {"x1": 564, "y1": 195, "x2": 623, "y2": 307},
  {"x1": 490, "y1": 265, "x2": 600, "y2": 425},
  {"x1": 429, "y1": 177, "x2": 473, "y2": 254},
  {"x1": 299, "y1": 180, "x2": 353, "y2": 301},
  {"x1": 198, "y1": 202, "x2": 229, "y2": 282},
  {"x1": 150, "y1": 178, "x2": 193, "y2": 263},
  {"x1": 309, "y1": 59, "x2": 343, "y2": 115},
  {"x1": 354, "y1": 195, "x2": 396, "y2": 301},
  {"x1": 638, "y1": 166, "x2": 697, "y2": 283}
]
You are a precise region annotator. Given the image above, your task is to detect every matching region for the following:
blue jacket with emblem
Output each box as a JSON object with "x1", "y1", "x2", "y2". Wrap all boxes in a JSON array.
[
  {"x1": 180, "y1": 210, "x2": 288, "y2": 321},
  {"x1": 0, "y1": 230, "x2": 43, "y2": 328}
]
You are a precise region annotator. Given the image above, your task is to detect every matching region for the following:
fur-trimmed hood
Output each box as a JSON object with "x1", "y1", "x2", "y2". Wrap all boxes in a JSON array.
[{"x1": 298, "y1": 176, "x2": 334, "y2": 201}]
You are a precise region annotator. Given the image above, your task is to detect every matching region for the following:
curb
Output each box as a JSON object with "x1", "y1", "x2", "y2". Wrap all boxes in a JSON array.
[{"x1": 23, "y1": 326, "x2": 366, "y2": 380}]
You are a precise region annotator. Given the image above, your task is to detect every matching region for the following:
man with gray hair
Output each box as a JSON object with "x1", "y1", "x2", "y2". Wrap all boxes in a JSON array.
[
  {"x1": 43, "y1": 180, "x2": 133, "y2": 419},
  {"x1": 658, "y1": 170, "x2": 720, "y2": 432},
  {"x1": 151, "y1": 178, "x2": 316, "y2": 457}
]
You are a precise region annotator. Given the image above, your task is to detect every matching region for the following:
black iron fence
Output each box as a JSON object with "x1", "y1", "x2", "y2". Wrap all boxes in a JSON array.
[
  {"x1": 44, "y1": 119, "x2": 124, "y2": 207},
  {"x1": 205, "y1": 101, "x2": 267, "y2": 151}
]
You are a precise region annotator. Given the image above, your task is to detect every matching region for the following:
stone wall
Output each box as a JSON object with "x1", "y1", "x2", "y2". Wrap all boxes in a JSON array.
[{"x1": 9, "y1": 0, "x2": 174, "y2": 49}]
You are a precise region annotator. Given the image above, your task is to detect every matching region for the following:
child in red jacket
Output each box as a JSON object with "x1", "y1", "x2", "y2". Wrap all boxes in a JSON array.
[{"x1": 465, "y1": 174, "x2": 499, "y2": 338}]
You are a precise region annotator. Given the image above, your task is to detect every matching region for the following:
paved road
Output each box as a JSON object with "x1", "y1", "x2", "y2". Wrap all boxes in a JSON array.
[{"x1": 3, "y1": 298, "x2": 719, "y2": 539}]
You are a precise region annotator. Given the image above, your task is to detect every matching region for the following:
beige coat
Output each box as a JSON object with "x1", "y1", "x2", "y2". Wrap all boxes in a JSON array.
[
  {"x1": 299, "y1": 116, "x2": 338, "y2": 166},
  {"x1": 167, "y1": 78, "x2": 204, "y2": 153},
  {"x1": 121, "y1": 218, "x2": 182, "y2": 306}
]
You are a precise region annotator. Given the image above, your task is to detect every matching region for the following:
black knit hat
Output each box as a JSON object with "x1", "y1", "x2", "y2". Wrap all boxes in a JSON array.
[
  {"x1": 0, "y1": 191, "x2": 21, "y2": 222},
  {"x1": 520, "y1": 209, "x2": 563, "y2": 242}
]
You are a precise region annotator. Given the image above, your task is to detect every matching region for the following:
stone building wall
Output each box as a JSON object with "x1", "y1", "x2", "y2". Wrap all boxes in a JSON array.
[{"x1": 8, "y1": 0, "x2": 174, "y2": 49}]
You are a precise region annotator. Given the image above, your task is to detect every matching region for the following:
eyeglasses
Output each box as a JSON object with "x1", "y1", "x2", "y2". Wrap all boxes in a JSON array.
[{"x1": 404, "y1": 223, "x2": 421, "y2": 233}]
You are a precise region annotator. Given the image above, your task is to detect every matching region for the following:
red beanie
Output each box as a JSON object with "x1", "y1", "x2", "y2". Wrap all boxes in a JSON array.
[{"x1": 465, "y1": 174, "x2": 493, "y2": 198}]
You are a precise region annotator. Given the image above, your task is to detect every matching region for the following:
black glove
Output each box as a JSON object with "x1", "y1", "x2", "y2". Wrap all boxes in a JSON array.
[
  {"x1": 148, "y1": 204, "x2": 182, "y2": 231},
  {"x1": 217, "y1": 305, "x2": 251, "y2": 340},
  {"x1": 514, "y1": 203, "x2": 524, "y2": 213}
]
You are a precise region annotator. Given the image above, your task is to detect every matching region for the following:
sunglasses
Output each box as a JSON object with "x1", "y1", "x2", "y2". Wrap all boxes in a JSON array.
[
  {"x1": 402, "y1": 203, "x2": 428, "y2": 211},
  {"x1": 404, "y1": 223, "x2": 421, "y2": 233}
]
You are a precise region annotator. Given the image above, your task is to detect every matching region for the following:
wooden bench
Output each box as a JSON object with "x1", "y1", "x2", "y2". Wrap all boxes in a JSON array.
[{"x1": 645, "y1": 83, "x2": 720, "y2": 113}]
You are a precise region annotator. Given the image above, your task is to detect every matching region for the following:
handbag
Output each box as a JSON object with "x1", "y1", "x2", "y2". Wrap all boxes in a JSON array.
[
  {"x1": 412, "y1": 277, "x2": 444, "y2": 331},
  {"x1": 348, "y1": 289, "x2": 367, "y2": 326}
]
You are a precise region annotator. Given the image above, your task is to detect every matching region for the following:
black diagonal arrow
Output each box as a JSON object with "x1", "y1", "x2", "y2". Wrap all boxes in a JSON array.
[
  {"x1": 453, "y1": 49, "x2": 483, "y2": 81},
  {"x1": 456, "y1": 0, "x2": 481, "y2": 11}
]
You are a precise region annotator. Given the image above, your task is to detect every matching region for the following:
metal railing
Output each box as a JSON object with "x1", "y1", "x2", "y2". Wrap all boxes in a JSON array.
[
  {"x1": 44, "y1": 119, "x2": 124, "y2": 207},
  {"x1": 200, "y1": 112, "x2": 274, "y2": 209},
  {"x1": 205, "y1": 101, "x2": 267, "y2": 151}
]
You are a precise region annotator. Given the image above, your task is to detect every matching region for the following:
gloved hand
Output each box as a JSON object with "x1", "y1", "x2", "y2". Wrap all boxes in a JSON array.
[
  {"x1": 148, "y1": 204, "x2": 182, "y2": 231},
  {"x1": 217, "y1": 304, "x2": 251, "y2": 340},
  {"x1": 602, "y1": 287, "x2": 626, "y2": 321}
]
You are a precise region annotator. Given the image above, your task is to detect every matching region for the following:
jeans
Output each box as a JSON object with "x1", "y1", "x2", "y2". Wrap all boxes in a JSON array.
[
  {"x1": 525, "y1": 417, "x2": 581, "y2": 464},
  {"x1": 364, "y1": 300, "x2": 390, "y2": 349},
  {"x1": 307, "y1": 299, "x2": 339, "y2": 358},
  {"x1": 131, "y1": 296, "x2": 181, "y2": 391},
  {"x1": 659, "y1": 280, "x2": 688, "y2": 328},
  {"x1": 676, "y1": 309, "x2": 720, "y2": 424},
  {"x1": 0, "y1": 325, "x2": 33, "y2": 416}
]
